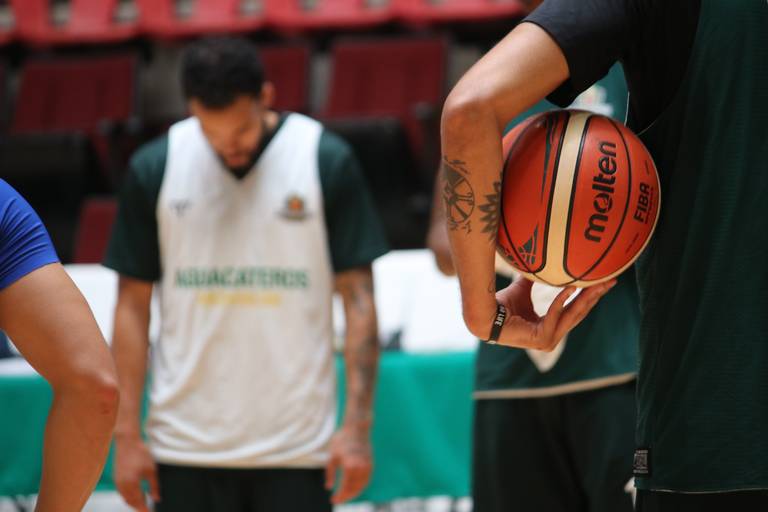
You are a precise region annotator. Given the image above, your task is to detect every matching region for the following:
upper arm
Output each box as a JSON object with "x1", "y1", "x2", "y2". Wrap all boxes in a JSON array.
[
  {"x1": 445, "y1": 0, "x2": 639, "y2": 127},
  {"x1": 103, "y1": 137, "x2": 166, "y2": 282},
  {"x1": 444, "y1": 22, "x2": 570, "y2": 134},
  {"x1": 319, "y1": 131, "x2": 389, "y2": 273},
  {"x1": 0, "y1": 263, "x2": 113, "y2": 386},
  {"x1": 0, "y1": 180, "x2": 59, "y2": 290},
  {"x1": 524, "y1": 0, "x2": 640, "y2": 106}
]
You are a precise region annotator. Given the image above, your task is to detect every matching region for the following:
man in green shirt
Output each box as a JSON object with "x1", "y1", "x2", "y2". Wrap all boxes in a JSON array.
[{"x1": 440, "y1": 0, "x2": 768, "y2": 510}]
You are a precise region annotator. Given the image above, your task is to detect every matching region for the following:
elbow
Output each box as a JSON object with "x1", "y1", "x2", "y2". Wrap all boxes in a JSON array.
[
  {"x1": 441, "y1": 87, "x2": 497, "y2": 142},
  {"x1": 53, "y1": 363, "x2": 120, "y2": 420}
]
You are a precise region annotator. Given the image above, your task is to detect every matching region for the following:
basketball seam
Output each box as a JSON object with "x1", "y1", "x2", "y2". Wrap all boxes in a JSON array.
[
  {"x1": 498, "y1": 113, "x2": 555, "y2": 275},
  {"x1": 570, "y1": 118, "x2": 634, "y2": 283}
]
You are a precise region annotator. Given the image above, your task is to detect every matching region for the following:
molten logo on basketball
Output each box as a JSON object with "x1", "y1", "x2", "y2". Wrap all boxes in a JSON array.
[
  {"x1": 585, "y1": 141, "x2": 618, "y2": 243},
  {"x1": 497, "y1": 110, "x2": 659, "y2": 287}
]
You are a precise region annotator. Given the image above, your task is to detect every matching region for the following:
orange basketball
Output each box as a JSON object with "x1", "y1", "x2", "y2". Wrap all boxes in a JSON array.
[{"x1": 497, "y1": 110, "x2": 660, "y2": 287}]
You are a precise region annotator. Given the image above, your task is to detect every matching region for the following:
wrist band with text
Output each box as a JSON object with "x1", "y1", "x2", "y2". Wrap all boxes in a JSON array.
[{"x1": 487, "y1": 303, "x2": 507, "y2": 344}]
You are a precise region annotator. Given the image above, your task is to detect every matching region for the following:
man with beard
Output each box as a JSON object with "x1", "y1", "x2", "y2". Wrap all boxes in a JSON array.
[{"x1": 106, "y1": 36, "x2": 388, "y2": 512}]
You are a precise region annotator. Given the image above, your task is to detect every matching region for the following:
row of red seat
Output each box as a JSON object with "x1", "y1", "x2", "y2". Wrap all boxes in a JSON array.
[
  {"x1": 0, "y1": 0, "x2": 526, "y2": 46},
  {"x1": 1, "y1": 37, "x2": 447, "y2": 259},
  {"x1": 4, "y1": 37, "x2": 445, "y2": 164}
]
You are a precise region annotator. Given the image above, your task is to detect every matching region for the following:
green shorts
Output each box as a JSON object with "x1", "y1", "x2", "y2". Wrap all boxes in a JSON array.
[
  {"x1": 473, "y1": 381, "x2": 636, "y2": 512},
  {"x1": 155, "y1": 464, "x2": 332, "y2": 512}
]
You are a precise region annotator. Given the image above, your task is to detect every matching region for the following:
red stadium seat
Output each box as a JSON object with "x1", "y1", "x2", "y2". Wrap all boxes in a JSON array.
[
  {"x1": 323, "y1": 37, "x2": 447, "y2": 158},
  {"x1": 73, "y1": 197, "x2": 118, "y2": 264},
  {"x1": 11, "y1": 54, "x2": 139, "y2": 187},
  {"x1": 10, "y1": 0, "x2": 137, "y2": 46},
  {"x1": 264, "y1": 0, "x2": 393, "y2": 31},
  {"x1": 394, "y1": 0, "x2": 525, "y2": 24},
  {"x1": 260, "y1": 44, "x2": 311, "y2": 113},
  {"x1": 12, "y1": 54, "x2": 137, "y2": 135},
  {"x1": 137, "y1": 0, "x2": 265, "y2": 38}
]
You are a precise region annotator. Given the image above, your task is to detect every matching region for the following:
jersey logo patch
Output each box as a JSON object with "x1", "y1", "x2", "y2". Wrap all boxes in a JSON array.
[
  {"x1": 169, "y1": 199, "x2": 191, "y2": 217},
  {"x1": 633, "y1": 448, "x2": 651, "y2": 476},
  {"x1": 279, "y1": 194, "x2": 310, "y2": 221}
]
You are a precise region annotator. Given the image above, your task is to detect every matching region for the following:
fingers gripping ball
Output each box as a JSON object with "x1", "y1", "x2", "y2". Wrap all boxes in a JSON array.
[{"x1": 497, "y1": 110, "x2": 660, "y2": 287}]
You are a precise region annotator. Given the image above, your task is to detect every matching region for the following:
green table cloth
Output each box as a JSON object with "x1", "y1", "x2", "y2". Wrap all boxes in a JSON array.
[{"x1": 0, "y1": 351, "x2": 475, "y2": 502}]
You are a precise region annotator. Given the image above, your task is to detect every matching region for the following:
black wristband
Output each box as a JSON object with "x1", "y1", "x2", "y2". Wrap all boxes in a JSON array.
[{"x1": 487, "y1": 303, "x2": 507, "y2": 344}]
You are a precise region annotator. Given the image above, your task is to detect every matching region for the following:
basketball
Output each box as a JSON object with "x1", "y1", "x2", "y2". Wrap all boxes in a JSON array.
[{"x1": 496, "y1": 110, "x2": 660, "y2": 287}]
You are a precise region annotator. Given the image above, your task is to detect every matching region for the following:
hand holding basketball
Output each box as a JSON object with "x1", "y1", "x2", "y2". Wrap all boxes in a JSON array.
[{"x1": 493, "y1": 277, "x2": 616, "y2": 350}]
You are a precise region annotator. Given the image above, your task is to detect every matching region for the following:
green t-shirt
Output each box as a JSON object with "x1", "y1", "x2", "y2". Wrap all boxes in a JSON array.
[
  {"x1": 475, "y1": 64, "x2": 640, "y2": 396},
  {"x1": 632, "y1": 0, "x2": 768, "y2": 492},
  {"x1": 104, "y1": 114, "x2": 389, "y2": 280}
]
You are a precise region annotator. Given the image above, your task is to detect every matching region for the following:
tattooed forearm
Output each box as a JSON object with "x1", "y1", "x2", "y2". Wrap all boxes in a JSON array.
[
  {"x1": 345, "y1": 332, "x2": 378, "y2": 425},
  {"x1": 478, "y1": 181, "x2": 501, "y2": 243},
  {"x1": 441, "y1": 156, "x2": 475, "y2": 234},
  {"x1": 349, "y1": 278, "x2": 374, "y2": 315},
  {"x1": 337, "y1": 268, "x2": 379, "y2": 427}
]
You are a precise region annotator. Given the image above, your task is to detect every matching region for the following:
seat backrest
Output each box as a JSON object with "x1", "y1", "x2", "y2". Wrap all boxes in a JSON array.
[
  {"x1": 73, "y1": 197, "x2": 118, "y2": 264},
  {"x1": 195, "y1": 0, "x2": 242, "y2": 22},
  {"x1": 325, "y1": 37, "x2": 446, "y2": 155},
  {"x1": 8, "y1": 0, "x2": 49, "y2": 35},
  {"x1": 68, "y1": 0, "x2": 122, "y2": 30},
  {"x1": 326, "y1": 37, "x2": 446, "y2": 116},
  {"x1": 12, "y1": 54, "x2": 137, "y2": 134},
  {"x1": 265, "y1": 0, "x2": 390, "y2": 24},
  {"x1": 260, "y1": 44, "x2": 311, "y2": 113},
  {"x1": 138, "y1": 0, "x2": 246, "y2": 27},
  {"x1": 394, "y1": 0, "x2": 526, "y2": 21},
  {"x1": 135, "y1": 0, "x2": 175, "y2": 27}
]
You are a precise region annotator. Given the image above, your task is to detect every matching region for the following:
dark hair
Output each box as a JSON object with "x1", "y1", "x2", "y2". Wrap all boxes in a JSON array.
[{"x1": 181, "y1": 36, "x2": 266, "y2": 108}]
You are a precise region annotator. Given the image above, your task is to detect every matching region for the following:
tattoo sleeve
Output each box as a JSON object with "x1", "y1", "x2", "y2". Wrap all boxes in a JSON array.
[{"x1": 337, "y1": 268, "x2": 379, "y2": 427}]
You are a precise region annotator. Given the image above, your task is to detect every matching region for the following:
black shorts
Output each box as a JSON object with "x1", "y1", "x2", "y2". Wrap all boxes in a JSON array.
[
  {"x1": 636, "y1": 489, "x2": 768, "y2": 511},
  {"x1": 155, "y1": 464, "x2": 332, "y2": 512},
  {"x1": 472, "y1": 381, "x2": 636, "y2": 512}
]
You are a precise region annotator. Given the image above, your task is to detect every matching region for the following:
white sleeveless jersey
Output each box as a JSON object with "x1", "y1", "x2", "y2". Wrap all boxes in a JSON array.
[{"x1": 148, "y1": 114, "x2": 336, "y2": 467}]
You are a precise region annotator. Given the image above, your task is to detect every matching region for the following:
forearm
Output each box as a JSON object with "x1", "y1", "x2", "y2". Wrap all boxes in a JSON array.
[
  {"x1": 337, "y1": 268, "x2": 380, "y2": 430},
  {"x1": 342, "y1": 315, "x2": 379, "y2": 429},
  {"x1": 37, "y1": 381, "x2": 117, "y2": 511},
  {"x1": 111, "y1": 299, "x2": 151, "y2": 440},
  {"x1": 440, "y1": 23, "x2": 570, "y2": 337},
  {"x1": 440, "y1": 110, "x2": 504, "y2": 337}
]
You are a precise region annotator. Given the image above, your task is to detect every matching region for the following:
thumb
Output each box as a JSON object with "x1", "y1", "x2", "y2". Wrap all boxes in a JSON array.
[
  {"x1": 146, "y1": 464, "x2": 161, "y2": 503},
  {"x1": 325, "y1": 454, "x2": 339, "y2": 490}
]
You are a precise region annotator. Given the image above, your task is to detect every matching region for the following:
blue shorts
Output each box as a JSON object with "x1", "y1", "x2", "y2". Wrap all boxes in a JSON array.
[{"x1": 0, "y1": 180, "x2": 59, "y2": 290}]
